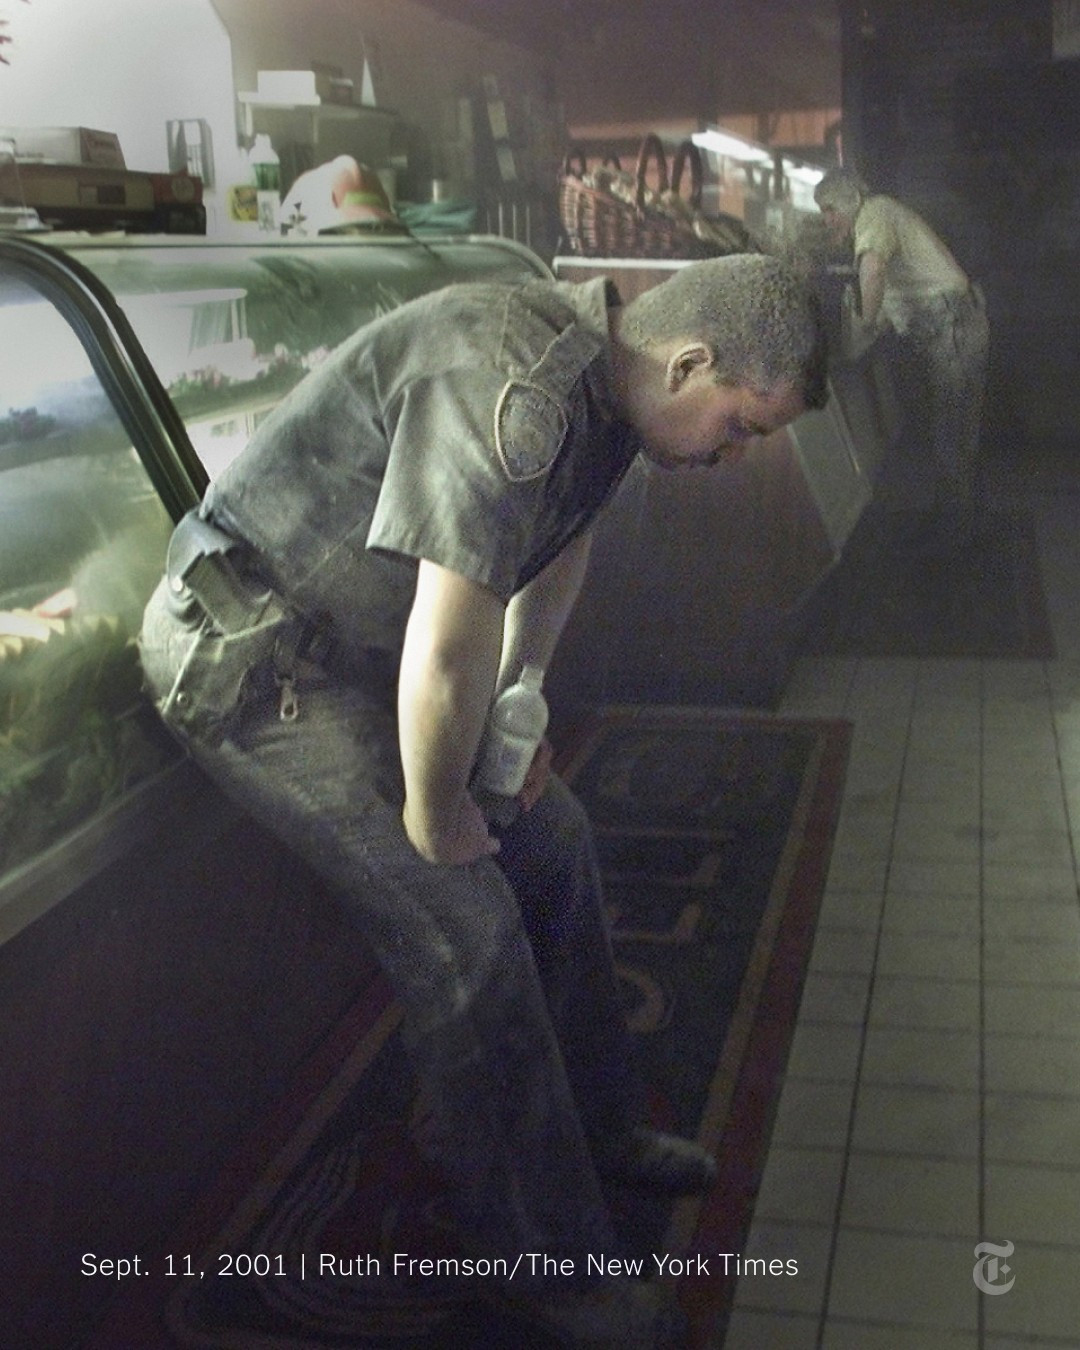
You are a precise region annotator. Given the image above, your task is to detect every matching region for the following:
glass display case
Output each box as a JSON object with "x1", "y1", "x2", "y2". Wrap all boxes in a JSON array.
[
  {"x1": 67, "y1": 232, "x2": 551, "y2": 484},
  {"x1": 0, "y1": 230, "x2": 550, "y2": 926},
  {"x1": 0, "y1": 262, "x2": 179, "y2": 885}
]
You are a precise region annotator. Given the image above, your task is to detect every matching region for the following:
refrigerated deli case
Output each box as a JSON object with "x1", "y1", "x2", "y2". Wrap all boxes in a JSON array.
[
  {"x1": 1, "y1": 233, "x2": 896, "y2": 930},
  {"x1": 0, "y1": 228, "x2": 556, "y2": 1350},
  {"x1": 0, "y1": 228, "x2": 894, "y2": 1349},
  {"x1": 0, "y1": 231, "x2": 550, "y2": 915}
]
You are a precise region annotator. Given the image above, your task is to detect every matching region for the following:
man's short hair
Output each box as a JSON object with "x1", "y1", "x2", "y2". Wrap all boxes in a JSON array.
[
  {"x1": 620, "y1": 253, "x2": 829, "y2": 410},
  {"x1": 813, "y1": 166, "x2": 868, "y2": 218}
]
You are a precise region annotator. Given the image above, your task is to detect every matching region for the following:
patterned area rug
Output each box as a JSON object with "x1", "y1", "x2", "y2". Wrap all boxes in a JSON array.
[
  {"x1": 86, "y1": 708, "x2": 850, "y2": 1350},
  {"x1": 798, "y1": 505, "x2": 1055, "y2": 659}
]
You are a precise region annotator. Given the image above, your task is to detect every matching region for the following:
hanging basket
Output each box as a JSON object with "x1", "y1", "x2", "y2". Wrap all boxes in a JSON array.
[{"x1": 558, "y1": 134, "x2": 719, "y2": 260}]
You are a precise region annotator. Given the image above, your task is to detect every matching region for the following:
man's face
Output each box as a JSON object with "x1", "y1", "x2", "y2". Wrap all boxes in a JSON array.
[
  {"x1": 638, "y1": 376, "x2": 807, "y2": 471},
  {"x1": 818, "y1": 203, "x2": 853, "y2": 244}
]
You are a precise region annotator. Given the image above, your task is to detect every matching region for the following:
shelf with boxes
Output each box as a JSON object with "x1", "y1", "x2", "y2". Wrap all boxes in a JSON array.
[
  {"x1": 238, "y1": 69, "x2": 399, "y2": 145},
  {"x1": 237, "y1": 68, "x2": 402, "y2": 209}
]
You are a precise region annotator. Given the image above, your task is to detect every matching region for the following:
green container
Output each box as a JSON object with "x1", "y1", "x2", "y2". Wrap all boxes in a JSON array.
[{"x1": 253, "y1": 161, "x2": 280, "y2": 192}]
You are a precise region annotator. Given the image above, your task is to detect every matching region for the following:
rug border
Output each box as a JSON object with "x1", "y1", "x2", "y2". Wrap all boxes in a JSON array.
[{"x1": 672, "y1": 713, "x2": 852, "y2": 1346}]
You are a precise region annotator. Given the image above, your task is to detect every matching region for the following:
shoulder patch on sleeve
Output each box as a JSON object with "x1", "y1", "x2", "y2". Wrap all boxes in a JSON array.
[{"x1": 494, "y1": 380, "x2": 568, "y2": 482}]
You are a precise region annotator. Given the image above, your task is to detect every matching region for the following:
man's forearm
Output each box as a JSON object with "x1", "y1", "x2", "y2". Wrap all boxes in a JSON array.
[
  {"x1": 399, "y1": 651, "x2": 492, "y2": 826},
  {"x1": 398, "y1": 561, "x2": 505, "y2": 859},
  {"x1": 496, "y1": 530, "x2": 593, "y2": 690}
]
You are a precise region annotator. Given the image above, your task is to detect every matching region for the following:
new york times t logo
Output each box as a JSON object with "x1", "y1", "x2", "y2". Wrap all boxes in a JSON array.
[{"x1": 973, "y1": 1240, "x2": 1015, "y2": 1295}]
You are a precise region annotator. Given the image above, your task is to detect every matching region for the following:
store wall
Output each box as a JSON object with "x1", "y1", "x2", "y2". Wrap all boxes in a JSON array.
[
  {"x1": 0, "y1": 0, "x2": 553, "y2": 231},
  {"x1": 212, "y1": 0, "x2": 560, "y2": 202},
  {"x1": 0, "y1": 0, "x2": 246, "y2": 189}
]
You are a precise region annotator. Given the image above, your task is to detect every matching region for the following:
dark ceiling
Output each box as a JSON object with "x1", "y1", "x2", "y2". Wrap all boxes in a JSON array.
[{"x1": 417, "y1": 0, "x2": 842, "y2": 121}]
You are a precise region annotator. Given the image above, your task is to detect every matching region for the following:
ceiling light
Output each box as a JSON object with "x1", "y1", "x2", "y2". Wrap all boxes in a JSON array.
[{"x1": 691, "y1": 128, "x2": 774, "y2": 167}]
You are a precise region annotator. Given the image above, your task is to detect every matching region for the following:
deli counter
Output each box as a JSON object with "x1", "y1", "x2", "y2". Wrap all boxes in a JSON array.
[
  {"x1": 0, "y1": 227, "x2": 563, "y2": 1350},
  {"x1": 0, "y1": 230, "x2": 551, "y2": 931},
  {"x1": 1, "y1": 232, "x2": 899, "y2": 935},
  {"x1": 0, "y1": 226, "x2": 899, "y2": 1350}
]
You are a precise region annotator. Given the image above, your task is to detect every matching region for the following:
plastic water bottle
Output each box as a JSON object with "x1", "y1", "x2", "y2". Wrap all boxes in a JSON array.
[
  {"x1": 250, "y1": 134, "x2": 280, "y2": 232},
  {"x1": 474, "y1": 664, "x2": 548, "y2": 798}
]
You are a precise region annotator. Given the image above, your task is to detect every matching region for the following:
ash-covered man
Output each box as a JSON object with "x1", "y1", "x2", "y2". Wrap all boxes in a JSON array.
[
  {"x1": 814, "y1": 165, "x2": 990, "y2": 541},
  {"x1": 139, "y1": 254, "x2": 827, "y2": 1346}
]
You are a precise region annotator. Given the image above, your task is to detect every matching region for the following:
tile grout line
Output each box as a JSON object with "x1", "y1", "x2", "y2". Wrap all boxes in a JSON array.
[
  {"x1": 977, "y1": 656, "x2": 987, "y2": 1349},
  {"x1": 813, "y1": 655, "x2": 917, "y2": 1349}
]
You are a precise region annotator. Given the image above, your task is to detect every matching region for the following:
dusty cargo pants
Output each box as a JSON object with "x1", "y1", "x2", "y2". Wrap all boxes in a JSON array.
[
  {"x1": 901, "y1": 285, "x2": 990, "y2": 517},
  {"x1": 140, "y1": 582, "x2": 640, "y2": 1280}
]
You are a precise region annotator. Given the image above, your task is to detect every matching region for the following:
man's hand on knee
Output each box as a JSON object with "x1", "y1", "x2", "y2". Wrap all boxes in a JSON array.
[{"x1": 403, "y1": 791, "x2": 500, "y2": 866}]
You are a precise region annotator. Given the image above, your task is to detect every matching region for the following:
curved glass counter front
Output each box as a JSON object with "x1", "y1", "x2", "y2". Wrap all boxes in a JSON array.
[
  {"x1": 64, "y1": 232, "x2": 551, "y2": 484},
  {"x1": 0, "y1": 231, "x2": 551, "y2": 933}
]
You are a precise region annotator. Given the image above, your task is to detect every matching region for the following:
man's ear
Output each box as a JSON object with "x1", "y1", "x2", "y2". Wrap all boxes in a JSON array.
[{"x1": 666, "y1": 342, "x2": 714, "y2": 391}]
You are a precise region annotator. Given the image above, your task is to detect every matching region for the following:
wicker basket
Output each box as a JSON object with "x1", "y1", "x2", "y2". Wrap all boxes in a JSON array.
[{"x1": 558, "y1": 134, "x2": 718, "y2": 260}]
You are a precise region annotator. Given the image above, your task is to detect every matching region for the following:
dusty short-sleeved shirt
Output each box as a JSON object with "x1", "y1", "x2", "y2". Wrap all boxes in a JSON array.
[
  {"x1": 202, "y1": 277, "x2": 639, "y2": 669},
  {"x1": 854, "y1": 195, "x2": 969, "y2": 332}
]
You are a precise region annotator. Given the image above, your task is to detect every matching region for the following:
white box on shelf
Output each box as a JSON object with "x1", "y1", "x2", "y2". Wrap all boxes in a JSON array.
[
  {"x1": 255, "y1": 70, "x2": 327, "y2": 105},
  {"x1": 0, "y1": 126, "x2": 125, "y2": 169}
]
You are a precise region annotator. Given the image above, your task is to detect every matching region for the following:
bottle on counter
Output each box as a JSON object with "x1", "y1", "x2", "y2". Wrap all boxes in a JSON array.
[
  {"x1": 474, "y1": 663, "x2": 549, "y2": 799},
  {"x1": 249, "y1": 134, "x2": 280, "y2": 232}
]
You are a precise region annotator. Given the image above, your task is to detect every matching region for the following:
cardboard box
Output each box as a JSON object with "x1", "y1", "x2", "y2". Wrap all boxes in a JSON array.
[
  {"x1": 0, "y1": 161, "x2": 205, "y2": 233},
  {"x1": 148, "y1": 172, "x2": 203, "y2": 206},
  {"x1": 0, "y1": 126, "x2": 125, "y2": 169},
  {"x1": 252, "y1": 69, "x2": 354, "y2": 106},
  {"x1": 326, "y1": 77, "x2": 355, "y2": 106},
  {"x1": 255, "y1": 69, "x2": 335, "y2": 105},
  {"x1": 0, "y1": 162, "x2": 152, "y2": 214}
]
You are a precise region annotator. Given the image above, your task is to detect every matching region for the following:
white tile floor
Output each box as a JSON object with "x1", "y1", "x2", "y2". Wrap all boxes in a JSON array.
[{"x1": 719, "y1": 464, "x2": 1080, "y2": 1349}]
